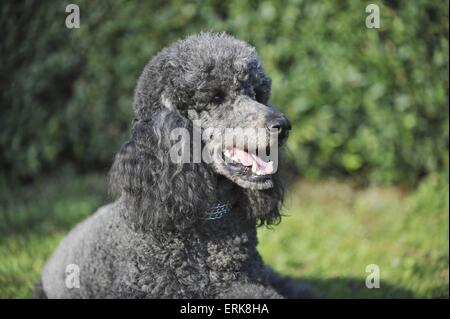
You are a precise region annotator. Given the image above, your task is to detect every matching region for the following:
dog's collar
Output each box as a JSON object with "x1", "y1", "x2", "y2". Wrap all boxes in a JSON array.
[{"x1": 204, "y1": 201, "x2": 232, "y2": 220}]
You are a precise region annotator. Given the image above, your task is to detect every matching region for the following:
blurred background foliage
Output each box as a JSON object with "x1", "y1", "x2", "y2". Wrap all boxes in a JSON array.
[{"x1": 1, "y1": 0, "x2": 448, "y2": 186}]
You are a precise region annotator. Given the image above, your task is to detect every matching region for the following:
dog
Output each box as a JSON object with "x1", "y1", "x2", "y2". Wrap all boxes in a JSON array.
[{"x1": 35, "y1": 32, "x2": 315, "y2": 298}]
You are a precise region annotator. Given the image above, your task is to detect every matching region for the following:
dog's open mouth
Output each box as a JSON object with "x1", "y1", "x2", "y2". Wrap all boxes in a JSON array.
[
  {"x1": 209, "y1": 142, "x2": 276, "y2": 189},
  {"x1": 222, "y1": 147, "x2": 274, "y2": 178}
]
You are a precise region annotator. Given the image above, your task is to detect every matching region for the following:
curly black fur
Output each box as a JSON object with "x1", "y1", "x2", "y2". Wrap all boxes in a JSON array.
[{"x1": 37, "y1": 32, "x2": 316, "y2": 299}]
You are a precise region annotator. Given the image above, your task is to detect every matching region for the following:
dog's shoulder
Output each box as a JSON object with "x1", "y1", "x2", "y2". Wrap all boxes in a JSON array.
[{"x1": 40, "y1": 201, "x2": 123, "y2": 298}]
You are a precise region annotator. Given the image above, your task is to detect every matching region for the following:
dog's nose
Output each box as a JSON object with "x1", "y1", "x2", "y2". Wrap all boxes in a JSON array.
[{"x1": 266, "y1": 116, "x2": 291, "y2": 143}]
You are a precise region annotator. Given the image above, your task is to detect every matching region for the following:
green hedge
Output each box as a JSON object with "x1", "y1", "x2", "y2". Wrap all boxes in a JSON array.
[{"x1": 1, "y1": 0, "x2": 448, "y2": 184}]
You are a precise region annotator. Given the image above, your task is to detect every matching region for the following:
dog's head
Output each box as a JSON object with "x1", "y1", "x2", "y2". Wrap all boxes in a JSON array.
[
  {"x1": 134, "y1": 32, "x2": 291, "y2": 191},
  {"x1": 111, "y1": 32, "x2": 287, "y2": 230}
]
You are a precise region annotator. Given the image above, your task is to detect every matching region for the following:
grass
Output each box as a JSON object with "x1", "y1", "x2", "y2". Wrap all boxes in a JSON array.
[
  {"x1": 0, "y1": 172, "x2": 448, "y2": 298},
  {"x1": 0, "y1": 173, "x2": 109, "y2": 298},
  {"x1": 258, "y1": 175, "x2": 449, "y2": 298}
]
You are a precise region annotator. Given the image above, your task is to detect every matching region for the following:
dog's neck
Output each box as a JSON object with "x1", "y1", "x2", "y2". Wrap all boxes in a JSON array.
[
  {"x1": 216, "y1": 175, "x2": 238, "y2": 200},
  {"x1": 193, "y1": 179, "x2": 258, "y2": 242},
  {"x1": 150, "y1": 178, "x2": 257, "y2": 239},
  {"x1": 119, "y1": 173, "x2": 277, "y2": 239},
  {"x1": 203, "y1": 176, "x2": 244, "y2": 220}
]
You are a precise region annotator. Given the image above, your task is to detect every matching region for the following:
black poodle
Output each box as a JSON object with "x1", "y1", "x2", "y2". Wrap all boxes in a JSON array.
[{"x1": 35, "y1": 32, "x2": 316, "y2": 298}]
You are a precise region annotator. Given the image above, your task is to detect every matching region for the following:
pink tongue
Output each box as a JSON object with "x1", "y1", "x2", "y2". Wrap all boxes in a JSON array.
[
  {"x1": 252, "y1": 154, "x2": 273, "y2": 174},
  {"x1": 234, "y1": 148, "x2": 254, "y2": 166},
  {"x1": 233, "y1": 148, "x2": 274, "y2": 174}
]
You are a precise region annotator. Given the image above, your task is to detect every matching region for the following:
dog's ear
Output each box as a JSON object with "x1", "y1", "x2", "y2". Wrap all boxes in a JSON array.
[
  {"x1": 109, "y1": 110, "x2": 217, "y2": 231},
  {"x1": 132, "y1": 54, "x2": 191, "y2": 118}
]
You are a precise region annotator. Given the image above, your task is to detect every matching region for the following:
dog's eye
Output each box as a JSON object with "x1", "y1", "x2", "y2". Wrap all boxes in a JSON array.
[{"x1": 211, "y1": 94, "x2": 224, "y2": 105}]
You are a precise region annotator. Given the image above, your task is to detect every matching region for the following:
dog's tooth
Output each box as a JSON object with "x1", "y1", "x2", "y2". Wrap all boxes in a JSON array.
[{"x1": 224, "y1": 150, "x2": 231, "y2": 158}]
